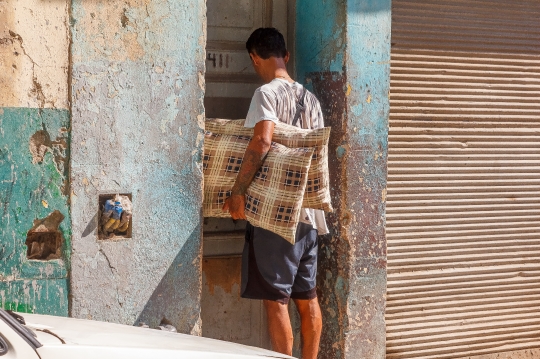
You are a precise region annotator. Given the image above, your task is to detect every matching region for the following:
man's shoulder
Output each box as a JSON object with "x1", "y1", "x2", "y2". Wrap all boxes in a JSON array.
[
  {"x1": 302, "y1": 88, "x2": 322, "y2": 112},
  {"x1": 254, "y1": 79, "x2": 322, "y2": 113},
  {"x1": 258, "y1": 80, "x2": 318, "y2": 100},
  {"x1": 304, "y1": 88, "x2": 320, "y2": 103},
  {"x1": 257, "y1": 79, "x2": 289, "y2": 95}
]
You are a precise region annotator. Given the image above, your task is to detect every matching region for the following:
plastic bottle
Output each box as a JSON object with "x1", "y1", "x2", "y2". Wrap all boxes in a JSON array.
[{"x1": 103, "y1": 198, "x2": 123, "y2": 232}]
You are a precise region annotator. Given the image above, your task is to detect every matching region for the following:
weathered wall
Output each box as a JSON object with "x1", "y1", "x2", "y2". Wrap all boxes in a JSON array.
[
  {"x1": 0, "y1": 1, "x2": 70, "y2": 315},
  {"x1": 0, "y1": 0, "x2": 69, "y2": 109},
  {"x1": 296, "y1": 1, "x2": 391, "y2": 358},
  {"x1": 69, "y1": 0, "x2": 206, "y2": 334}
]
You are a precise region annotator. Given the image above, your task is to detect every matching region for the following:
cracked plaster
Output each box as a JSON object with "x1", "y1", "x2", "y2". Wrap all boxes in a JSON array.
[
  {"x1": 69, "y1": 0, "x2": 206, "y2": 334},
  {"x1": 295, "y1": 1, "x2": 390, "y2": 358},
  {"x1": 0, "y1": 0, "x2": 69, "y2": 109}
]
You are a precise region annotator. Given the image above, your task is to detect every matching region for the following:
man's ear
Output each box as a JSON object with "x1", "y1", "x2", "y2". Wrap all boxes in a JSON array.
[
  {"x1": 284, "y1": 51, "x2": 290, "y2": 64},
  {"x1": 249, "y1": 53, "x2": 261, "y2": 66}
]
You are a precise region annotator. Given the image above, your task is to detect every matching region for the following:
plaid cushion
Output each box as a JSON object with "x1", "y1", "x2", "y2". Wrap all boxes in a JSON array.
[
  {"x1": 203, "y1": 131, "x2": 314, "y2": 244},
  {"x1": 206, "y1": 119, "x2": 333, "y2": 212}
]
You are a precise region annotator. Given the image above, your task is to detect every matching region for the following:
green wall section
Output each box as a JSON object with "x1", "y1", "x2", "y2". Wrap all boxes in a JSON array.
[
  {"x1": 0, "y1": 107, "x2": 70, "y2": 316},
  {"x1": 0, "y1": 279, "x2": 68, "y2": 316}
]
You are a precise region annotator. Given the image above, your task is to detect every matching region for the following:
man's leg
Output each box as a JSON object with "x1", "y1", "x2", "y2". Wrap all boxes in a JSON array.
[
  {"x1": 264, "y1": 299, "x2": 294, "y2": 356},
  {"x1": 293, "y1": 297, "x2": 322, "y2": 359}
]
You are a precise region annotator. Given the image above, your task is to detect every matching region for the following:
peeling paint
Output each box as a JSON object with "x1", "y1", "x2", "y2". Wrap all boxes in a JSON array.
[
  {"x1": 29, "y1": 130, "x2": 52, "y2": 164},
  {"x1": 296, "y1": 1, "x2": 390, "y2": 358},
  {"x1": 0, "y1": 108, "x2": 70, "y2": 314},
  {"x1": 70, "y1": 0, "x2": 206, "y2": 334},
  {"x1": 28, "y1": 127, "x2": 70, "y2": 196},
  {"x1": 336, "y1": 145, "x2": 347, "y2": 159}
]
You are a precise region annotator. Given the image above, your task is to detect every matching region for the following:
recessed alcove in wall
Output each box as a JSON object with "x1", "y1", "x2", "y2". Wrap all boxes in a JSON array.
[{"x1": 26, "y1": 210, "x2": 64, "y2": 261}]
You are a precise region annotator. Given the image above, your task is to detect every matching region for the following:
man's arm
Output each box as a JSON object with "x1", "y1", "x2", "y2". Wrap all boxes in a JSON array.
[{"x1": 223, "y1": 120, "x2": 275, "y2": 220}]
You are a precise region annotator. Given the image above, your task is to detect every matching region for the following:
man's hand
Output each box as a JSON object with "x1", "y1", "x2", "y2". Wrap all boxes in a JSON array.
[
  {"x1": 222, "y1": 193, "x2": 247, "y2": 220},
  {"x1": 222, "y1": 120, "x2": 275, "y2": 220}
]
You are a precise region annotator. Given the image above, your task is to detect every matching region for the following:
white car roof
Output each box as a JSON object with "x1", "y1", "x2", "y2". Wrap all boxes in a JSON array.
[{"x1": 18, "y1": 313, "x2": 293, "y2": 359}]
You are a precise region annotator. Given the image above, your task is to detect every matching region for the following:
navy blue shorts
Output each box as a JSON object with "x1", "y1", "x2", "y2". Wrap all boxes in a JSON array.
[{"x1": 241, "y1": 222, "x2": 318, "y2": 304}]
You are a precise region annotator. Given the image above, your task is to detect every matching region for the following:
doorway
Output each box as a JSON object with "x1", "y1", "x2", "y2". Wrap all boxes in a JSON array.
[{"x1": 201, "y1": 0, "x2": 295, "y2": 350}]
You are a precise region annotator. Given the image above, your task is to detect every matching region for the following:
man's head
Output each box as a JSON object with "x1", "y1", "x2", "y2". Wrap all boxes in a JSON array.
[
  {"x1": 246, "y1": 27, "x2": 287, "y2": 59},
  {"x1": 246, "y1": 28, "x2": 290, "y2": 82}
]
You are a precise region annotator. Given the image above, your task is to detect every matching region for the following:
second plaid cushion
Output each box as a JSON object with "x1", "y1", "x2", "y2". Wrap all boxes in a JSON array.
[{"x1": 203, "y1": 131, "x2": 314, "y2": 244}]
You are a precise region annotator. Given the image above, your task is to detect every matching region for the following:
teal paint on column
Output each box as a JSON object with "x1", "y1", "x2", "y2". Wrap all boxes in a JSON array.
[
  {"x1": 295, "y1": 1, "x2": 391, "y2": 358},
  {"x1": 343, "y1": 2, "x2": 391, "y2": 357},
  {"x1": 0, "y1": 107, "x2": 70, "y2": 316},
  {"x1": 295, "y1": 0, "x2": 346, "y2": 85},
  {"x1": 347, "y1": 0, "x2": 392, "y2": 143}
]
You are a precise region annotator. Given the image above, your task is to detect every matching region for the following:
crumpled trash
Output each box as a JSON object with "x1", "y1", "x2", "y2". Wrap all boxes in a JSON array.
[
  {"x1": 117, "y1": 195, "x2": 133, "y2": 233},
  {"x1": 101, "y1": 194, "x2": 132, "y2": 236},
  {"x1": 157, "y1": 324, "x2": 177, "y2": 333},
  {"x1": 156, "y1": 318, "x2": 177, "y2": 332}
]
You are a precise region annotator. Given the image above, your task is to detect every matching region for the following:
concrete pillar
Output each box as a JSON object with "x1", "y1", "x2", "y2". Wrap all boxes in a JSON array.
[
  {"x1": 0, "y1": 0, "x2": 70, "y2": 315},
  {"x1": 296, "y1": 1, "x2": 391, "y2": 358},
  {"x1": 69, "y1": 0, "x2": 206, "y2": 334}
]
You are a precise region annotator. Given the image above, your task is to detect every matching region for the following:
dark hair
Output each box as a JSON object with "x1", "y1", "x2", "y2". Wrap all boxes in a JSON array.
[{"x1": 246, "y1": 28, "x2": 287, "y2": 59}]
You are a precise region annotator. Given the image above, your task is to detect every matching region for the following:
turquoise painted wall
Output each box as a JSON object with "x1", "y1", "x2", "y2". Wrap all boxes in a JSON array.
[
  {"x1": 296, "y1": 1, "x2": 391, "y2": 358},
  {"x1": 295, "y1": 0, "x2": 346, "y2": 84},
  {"x1": 0, "y1": 108, "x2": 70, "y2": 316}
]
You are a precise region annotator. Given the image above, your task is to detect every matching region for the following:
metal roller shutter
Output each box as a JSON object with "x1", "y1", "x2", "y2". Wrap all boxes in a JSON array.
[{"x1": 386, "y1": 1, "x2": 540, "y2": 358}]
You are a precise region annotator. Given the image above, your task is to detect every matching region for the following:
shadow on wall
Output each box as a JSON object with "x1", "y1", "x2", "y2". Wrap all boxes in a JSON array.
[{"x1": 134, "y1": 226, "x2": 202, "y2": 335}]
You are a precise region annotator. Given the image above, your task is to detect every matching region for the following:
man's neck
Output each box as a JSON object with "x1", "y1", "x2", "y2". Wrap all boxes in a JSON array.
[
  {"x1": 260, "y1": 57, "x2": 294, "y2": 83},
  {"x1": 274, "y1": 69, "x2": 294, "y2": 84}
]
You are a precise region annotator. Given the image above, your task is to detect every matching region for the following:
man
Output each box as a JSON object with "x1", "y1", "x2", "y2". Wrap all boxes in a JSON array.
[{"x1": 223, "y1": 28, "x2": 328, "y2": 359}]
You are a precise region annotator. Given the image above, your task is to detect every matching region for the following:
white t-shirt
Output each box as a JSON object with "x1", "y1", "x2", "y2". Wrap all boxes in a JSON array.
[{"x1": 245, "y1": 78, "x2": 329, "y2": 235}]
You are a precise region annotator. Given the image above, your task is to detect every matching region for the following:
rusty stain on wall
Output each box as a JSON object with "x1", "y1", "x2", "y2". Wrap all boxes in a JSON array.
[
  {"x1": 29, "y1": 130, "x2": 52, "y2": 164},
  {"x1": 202, "y1": 257, "x2": 241, "y2": 295},
  {"x1": 311, "y1": 71, "x2": 350, "y2": 359}
]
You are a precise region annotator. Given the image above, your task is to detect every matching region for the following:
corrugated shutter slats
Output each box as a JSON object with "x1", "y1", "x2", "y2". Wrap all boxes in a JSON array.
[{"x1": 386, "y1": 1, "x2": 540, "y2": 358}]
